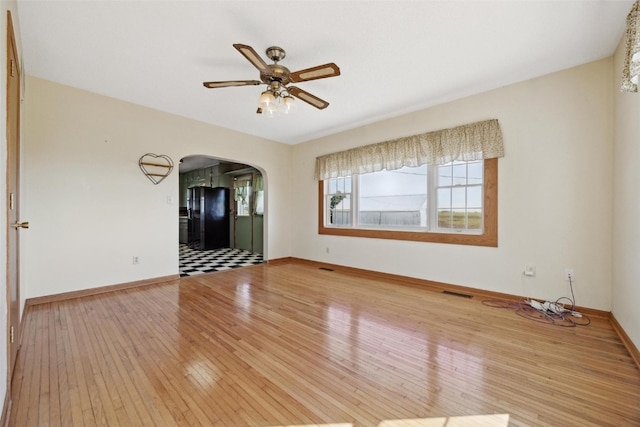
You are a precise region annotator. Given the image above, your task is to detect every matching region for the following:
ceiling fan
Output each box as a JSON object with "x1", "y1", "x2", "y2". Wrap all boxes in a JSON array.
[{"x1": 203, "y1": 44, "x2": 340, "y2": 115}]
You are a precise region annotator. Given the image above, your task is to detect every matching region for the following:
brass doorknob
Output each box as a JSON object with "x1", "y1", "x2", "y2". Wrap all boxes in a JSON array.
[{"x1": 12, "y1": 221, "x2": 29, "y2": 229}]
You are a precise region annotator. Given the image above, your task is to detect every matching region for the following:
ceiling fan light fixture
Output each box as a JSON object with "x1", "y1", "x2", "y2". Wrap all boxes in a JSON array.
[
  {"x1": 279, "y1": 95, "x2": 297, "y2": 115},
  {"x1": 258, "y1": 90, "x2": 277, "y2": 110}
]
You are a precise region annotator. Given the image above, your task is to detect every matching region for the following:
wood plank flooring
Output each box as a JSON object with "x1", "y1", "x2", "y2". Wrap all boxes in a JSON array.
[{"x1": 8, "y1": 261, "x2": 640, "y2": 426}]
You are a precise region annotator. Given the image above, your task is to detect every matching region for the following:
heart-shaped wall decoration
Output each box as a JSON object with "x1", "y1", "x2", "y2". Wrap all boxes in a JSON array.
[{"x1": 138, "y1": 153, "x2": 174, "y2": 185}]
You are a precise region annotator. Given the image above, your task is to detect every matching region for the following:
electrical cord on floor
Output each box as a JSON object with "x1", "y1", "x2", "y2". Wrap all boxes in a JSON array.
[{"x1": 482, "y1": 276, "x2": 591, "y2": 327}]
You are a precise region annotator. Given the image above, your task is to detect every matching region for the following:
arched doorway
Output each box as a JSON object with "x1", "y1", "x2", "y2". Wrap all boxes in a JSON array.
[{"x1": 177, "y1": 155, "x2": 265, "y2": 277}]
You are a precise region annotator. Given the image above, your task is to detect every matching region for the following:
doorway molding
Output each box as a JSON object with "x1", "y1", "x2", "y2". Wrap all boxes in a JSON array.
[{"x1": 177, "y1": 155, "x2": 268, "y2": 260}]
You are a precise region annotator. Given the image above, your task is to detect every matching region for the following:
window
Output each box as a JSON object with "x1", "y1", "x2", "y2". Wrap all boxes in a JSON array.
[
  {"x1": 319, "y1": 158, "x2": 497, "y2": 247},
  {"x1": 253, "y1": 174, "x2": 265, "y2": 216},
  {"x1": 315, "y1": 119, "x2": 502, "y2": 247},
  {"x1": 436, "y1": 160, "x2": 483, "y2": 231},
  {"x1": 234, "y1": 177, "x2": 251, "y2": 216},
  {"x1": 325, "y1": 176, "x2": 352, "y2": 226}
]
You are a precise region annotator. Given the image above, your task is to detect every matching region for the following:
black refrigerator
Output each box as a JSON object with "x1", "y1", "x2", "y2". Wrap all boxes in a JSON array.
[{"x1": 188, "y1": 187, "x2": 230, "y2": 250}]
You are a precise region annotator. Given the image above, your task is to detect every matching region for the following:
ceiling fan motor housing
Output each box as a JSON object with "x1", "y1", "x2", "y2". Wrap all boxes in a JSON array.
[
  {"x1": 265, "y1": 46, "x2": 286, "y2": 62},
  {"x1": 261, "y1": 63, "x2": 291, "y2": 85}
]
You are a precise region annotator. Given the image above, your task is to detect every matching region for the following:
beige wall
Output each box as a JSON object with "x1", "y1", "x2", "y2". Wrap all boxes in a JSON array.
[
  {"x1": 292, "y1": 59, "x2": 614, "y2": 311},
  {"x1": 22, "y1": 77, "x2": 291, "y2": 301},
  {"x1": 612, "y1": 40, "x2": 640, "y2": 350}
]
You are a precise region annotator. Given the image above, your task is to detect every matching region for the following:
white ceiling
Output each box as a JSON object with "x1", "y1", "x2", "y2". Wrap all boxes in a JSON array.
[{"x1": 16, "y1": 0, "x2": 634, "y2": 145}]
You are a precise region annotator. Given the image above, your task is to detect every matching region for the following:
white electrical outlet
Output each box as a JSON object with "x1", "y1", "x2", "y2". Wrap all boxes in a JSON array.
[
  {"x1": 564, "y1": 268, "x2": 574, "y2": 281},
  {"x1": 524, "y1": 266, "x2": 536, "y2": 277},
  {"x1": 132, "y1": 256, "x2": 140, "y2": 265}
]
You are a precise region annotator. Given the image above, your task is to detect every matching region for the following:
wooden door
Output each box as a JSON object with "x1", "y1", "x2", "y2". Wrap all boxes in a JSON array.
[{"x1": 6, "y1": 11, "x2": 23, "y2": 394}]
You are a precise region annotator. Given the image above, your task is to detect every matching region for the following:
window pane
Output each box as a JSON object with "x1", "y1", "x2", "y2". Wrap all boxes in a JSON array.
[
  {"x1": 452, "y1": 164, "x2": 467, "y2": 186},
  {"x1": 344, "y1": 176, "x2": 352, "y2": 193},
  {"x1": 327, "y1": 177, "x2": 351, "y2": 195},
  {"x1": 467, "y1": 210, "x2": 482, "y2": 229},
  {"x1": 328, "y1": 179, "x2": 337, "y2": 194},
  {"x1": 467, "y1": 186, "x2": 482, "y2": 208},
  {"x1": 358, "y1": 166, "x2": 427, "y2": 227},
  {"x1": 327, "y1": 194, "x2": 351, "y2": 226},
  {"x1": 451, "y1": 209, "x2": 466, "y2": 228},
  {"x1": 438, "y1": 209, "x2": 451, "y2": 228},
  {"x1": 236, "y1": 182, "x2": 251, "y2": 216},
  {"x1": 437, "y1": 188, "x2": 451, "y2": 209},
  {"x1": 451, "y1": 187, "x2": 466, "y2": 209},
  {"x1": 438, "y1": 165, "x2": 452, "y2": 187},
  {"x1": 468, "y1": 162, "x2": 483, "y2": 185},
  {"x1": 326, "y1": 177, "x2": 352, "y2": 227}
]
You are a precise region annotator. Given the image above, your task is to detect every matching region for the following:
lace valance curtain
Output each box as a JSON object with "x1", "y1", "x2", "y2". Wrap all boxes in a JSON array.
[
  {"x1": 622, "y1": 0, "x2": 640, "y2": 93},
  {"x1": 314, "y1": 119, "x2": 504, "y2": 181}
]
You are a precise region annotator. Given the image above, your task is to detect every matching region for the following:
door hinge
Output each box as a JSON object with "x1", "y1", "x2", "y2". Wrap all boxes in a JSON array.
[
  {"x1": 10, "y1": 59, "x2": 15, "y2": 77},
  {"x1": 10, "y1": 326, "x2": 14, "y2": 344},
  {"x1": 9, "y1": 193, "x2": 15, "y2": 210}
]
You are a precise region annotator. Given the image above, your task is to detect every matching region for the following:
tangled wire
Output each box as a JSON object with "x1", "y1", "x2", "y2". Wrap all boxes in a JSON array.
[{"x1": 482, "y1": 297, "x2": 591, "y2": 327}]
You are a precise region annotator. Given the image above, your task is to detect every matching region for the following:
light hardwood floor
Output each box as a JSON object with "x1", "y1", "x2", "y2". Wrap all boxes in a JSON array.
[{"x1": 8, "y1": 261, "x2": 640, "y2": 426}]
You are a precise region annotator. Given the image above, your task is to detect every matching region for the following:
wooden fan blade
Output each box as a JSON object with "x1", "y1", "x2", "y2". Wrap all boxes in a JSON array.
[
  {"x1": 288, "y1": 86, "x2": 329, "y2": 109},
  {"x1": 233, "y1": 44, "x2": 271, "y2": 73},
  {"x1": 203, "y1": 80, "x2": 261, "y2": 88},
  {"x1": 289, "y1": 63, "x2": 340, "y2": 82}
]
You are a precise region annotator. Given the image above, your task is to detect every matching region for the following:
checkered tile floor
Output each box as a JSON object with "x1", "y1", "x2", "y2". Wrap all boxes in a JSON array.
[{"x1": 179, "y1": 244, "x2": 264, "y2": 277}]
